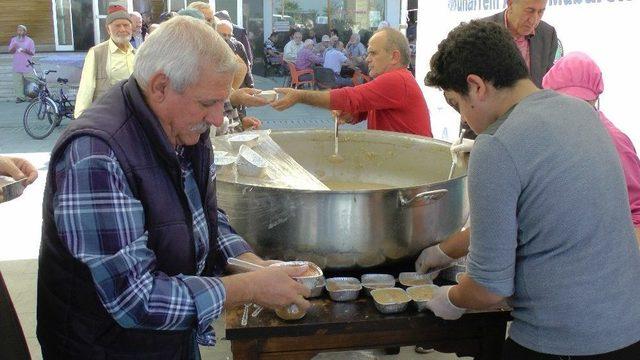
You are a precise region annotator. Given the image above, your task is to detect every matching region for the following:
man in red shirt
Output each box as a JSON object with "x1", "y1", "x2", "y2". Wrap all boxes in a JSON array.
[{"x1": 271, "y1": 28, "x2": 432, "y2": 137}]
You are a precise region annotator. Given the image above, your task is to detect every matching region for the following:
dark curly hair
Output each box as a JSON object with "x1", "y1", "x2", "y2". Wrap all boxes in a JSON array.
[{"x1": 425, "y1": 20, "x2": 529, "y2": 94}]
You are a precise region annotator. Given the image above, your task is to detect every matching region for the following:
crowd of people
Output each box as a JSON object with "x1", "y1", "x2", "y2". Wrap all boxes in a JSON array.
[{"x1": 3, "y1": 0, "x2": 640, "y2": 358}]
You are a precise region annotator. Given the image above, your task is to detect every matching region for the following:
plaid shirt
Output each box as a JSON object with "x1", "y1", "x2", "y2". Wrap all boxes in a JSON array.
[{"x1": 53, "y1": 136, "x2": 252, "y2": 346}]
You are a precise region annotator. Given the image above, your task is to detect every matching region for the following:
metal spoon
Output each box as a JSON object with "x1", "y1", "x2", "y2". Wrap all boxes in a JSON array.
[
  {"x1": 227, "y1": 257, "x2": 265, "y2": 271},
  {"x1": 448, "y1": 128, "x2": 467, "y2": 180}
]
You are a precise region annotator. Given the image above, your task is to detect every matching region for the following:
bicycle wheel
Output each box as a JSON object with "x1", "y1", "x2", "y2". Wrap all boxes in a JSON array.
[{"x1": 23, "y1": 97, "x2": 60, "y2": 139}]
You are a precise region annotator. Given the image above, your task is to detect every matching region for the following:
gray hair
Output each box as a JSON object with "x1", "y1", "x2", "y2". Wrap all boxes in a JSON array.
[
  {"x1": 133, "y1": 16, "x2": 237, "y2": 93},
  {"x1": 216, "y1": 19, "x2": 233, "y2": 31},
  {"x1": 350, "y1": 33, "x2": 360, "y2": 43},
  {"x1": 374, "y1": 27, "x2": 411, "y2": 66},
  {"x1": 17, "y1": 25, "x2": 27, "y2": 32},
  {"x1": 303, "y1": 39, "x2": 314, "y2": 47},
  {"x1": 129, "y1": 11, "x2": 142, "y2": 20}
]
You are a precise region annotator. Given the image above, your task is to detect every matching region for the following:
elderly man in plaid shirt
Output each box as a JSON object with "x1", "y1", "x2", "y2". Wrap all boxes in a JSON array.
[{"x1": 36, "y1": 16, "x2": 310, "y2": 359}]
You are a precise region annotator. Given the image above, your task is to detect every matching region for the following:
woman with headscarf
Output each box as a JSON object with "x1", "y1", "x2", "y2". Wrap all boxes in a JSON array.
[{"x1": 543, "y1": 51, "x2": 640, "y2": 245}]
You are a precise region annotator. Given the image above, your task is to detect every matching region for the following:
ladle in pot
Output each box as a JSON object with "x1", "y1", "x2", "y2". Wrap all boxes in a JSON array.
[
  {"x1": 448, "y1": 128, "x2": 467, "y2": 180},
  {"x1": 329, "y1": 114, "x2": 344, "y2": 163}
]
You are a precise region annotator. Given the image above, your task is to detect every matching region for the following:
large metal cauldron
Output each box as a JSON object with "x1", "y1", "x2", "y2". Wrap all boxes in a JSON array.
[{"x1": 217, "y1": 130, "x2": 468, "y2": 270}]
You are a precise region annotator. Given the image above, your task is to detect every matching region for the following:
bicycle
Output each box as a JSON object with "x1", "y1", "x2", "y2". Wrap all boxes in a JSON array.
[{"x1": 22, "y1": 60, "x2": 75, "y2": 140}]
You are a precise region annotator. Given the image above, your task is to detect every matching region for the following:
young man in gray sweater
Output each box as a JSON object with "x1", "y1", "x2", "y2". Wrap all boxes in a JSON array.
[{"x1": 422, "y1": 20, "x2": 640, "y2": 359}]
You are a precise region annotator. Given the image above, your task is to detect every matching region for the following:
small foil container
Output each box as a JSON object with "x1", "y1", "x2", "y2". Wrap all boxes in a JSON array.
[
  {"x1": 398, "y1": 272, "x2": 432, "y2": 287},
  {"x1": 256, "y1": 90, "x2": 278, "y2": 102},
  {"x1": 325, "y1": 277, "x2": 362, "y2": 302},
  {"x1": 309, "y1": 276, "x2": 326, "y2": 298},
  {"x1": 237, "y1": 145, "x2": 268, "y2": 177},
  {"x1": 269, "y1": 261, "x2": 324, "y2": 290},
  {"x1": 228, "y1": 132, "x2": 260, "y2": 151},
  {"x1": 406, "y1": 284, "x2": 438, "y2": 312},
  {"x1": 361, "y1": 274, "x2": 396, "y2": 296},
  {"x1": 371, "y1": 288, "x2": 411, "y2": 314},
  {"x1": 275, "y1": 304, "x2": 306, "y2": 321}
]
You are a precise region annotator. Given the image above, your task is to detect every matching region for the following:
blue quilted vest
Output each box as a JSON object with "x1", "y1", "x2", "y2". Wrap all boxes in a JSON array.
[{"x1": 37, "y1": 78, "x2": 220, "y2": 359}]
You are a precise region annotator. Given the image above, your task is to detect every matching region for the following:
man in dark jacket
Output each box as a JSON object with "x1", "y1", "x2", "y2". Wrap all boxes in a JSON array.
[
  {"x1": 36, "y1": 16, "x2": 310, "y2": 359},
  {"x1": 483, "y1": 0, "x2": 557, "y2": 88},
  {"x1": 460, "y1": 0, "x2": 558, "y2": 139}
]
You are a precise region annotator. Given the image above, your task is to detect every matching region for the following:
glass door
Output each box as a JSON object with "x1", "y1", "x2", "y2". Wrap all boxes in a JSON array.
[
  {"x1": 93, "y1": 0, "x2": 110, "y2": 45},
  {"x1": 52, "y1": 0, "x2": 74, "y2": 51}
]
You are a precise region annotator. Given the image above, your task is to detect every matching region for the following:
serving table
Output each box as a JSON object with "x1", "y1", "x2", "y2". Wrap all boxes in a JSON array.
[{"x1": 225, "y1": 295, "x2": 510, "y2": 359}]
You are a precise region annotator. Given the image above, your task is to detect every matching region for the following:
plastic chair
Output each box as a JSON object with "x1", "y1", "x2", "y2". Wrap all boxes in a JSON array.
[
  {"x1": 285, "y1": 61, "x2": 315, "y2": 89},
  {"x1": 314, "y1": 67, "x2": 337, "y2": 90},
  {"x1": 264, "y1": 54, "x2": 283, "y2": 78}
]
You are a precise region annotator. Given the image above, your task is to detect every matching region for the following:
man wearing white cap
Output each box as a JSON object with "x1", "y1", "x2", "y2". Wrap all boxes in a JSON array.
[
  {"x1": 74, "y1": 2, "x2": 135, "y2": 118},
  {"x1": 8, "y1": 25, "x2": 35, "y2": 103}
]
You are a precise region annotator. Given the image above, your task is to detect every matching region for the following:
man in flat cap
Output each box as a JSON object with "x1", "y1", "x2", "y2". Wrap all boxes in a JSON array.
[{"x1": 74, "y1": 2, "x2": 135, "y2": 118}]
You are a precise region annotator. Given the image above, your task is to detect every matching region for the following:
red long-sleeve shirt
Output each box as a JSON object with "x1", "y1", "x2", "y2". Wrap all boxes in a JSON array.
[{"x1": 329, "y1": 68, "x2": 432, "y2": 137}]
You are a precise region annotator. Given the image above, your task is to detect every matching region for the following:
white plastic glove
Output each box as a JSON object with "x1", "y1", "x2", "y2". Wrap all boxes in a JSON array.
[
  {"x1": 450, "y1": 138, "x2": 475, "y2": 166},
  {"x1": 426, "y1": 285, "x2": 465, "y2": 320},
  {"x1": 415, "y1": 244, "x2": 455, "y2": 280}
]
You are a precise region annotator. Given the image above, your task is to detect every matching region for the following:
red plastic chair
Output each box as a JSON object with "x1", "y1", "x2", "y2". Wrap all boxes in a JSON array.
[{"x1": 285, "y1": 61, "x2": 315, "y2": 89}]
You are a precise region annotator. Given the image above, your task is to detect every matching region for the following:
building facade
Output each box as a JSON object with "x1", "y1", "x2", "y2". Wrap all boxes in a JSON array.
[{"x1": 3, "y1": 0, "x2": 404, "y2": 55}]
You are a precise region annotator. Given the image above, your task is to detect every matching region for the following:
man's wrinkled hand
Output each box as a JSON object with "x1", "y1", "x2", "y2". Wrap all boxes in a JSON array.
[
  {"x1": 230, "y1": 88, "x2": 271, "y2": 108},
  {"x1": 246, "y1": 265, "x2": 311, "y2": 311},
  {"x1": 241, "y1": 116, "x2": 262, "y2": 130},
  {"x1": 271, "y1": 88, "x2": 300, "y2": 111},
  {"x1": 0, "y1": 156, "x2": 38, "y2": 185}
]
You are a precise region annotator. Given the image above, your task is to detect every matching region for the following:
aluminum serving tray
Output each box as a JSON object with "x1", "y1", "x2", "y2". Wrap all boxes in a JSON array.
[
  {"x1": 309, "y1": 276, "x2": 326, "y2": 298},
  {"x1": 325, "y1": 277, "x2": 362, "y2": 302},
  {"x1": 406, "y1": 284, "x2": 438, "y2": 312},
  {"x1": 270, "y1": 261, "x2": 324, "y2": 290},
  {"x1": 370, "y1": 288, "x2": 411, "y2": 314},
  {"x1": 398, "y1": 272, "x2": 432, "y2": 287},
  {"x1": 360, "y1": 274, "x2": 396, "y2": 296},
  {"x1": 0, "y1": 177, "x2": 25, "y2": 204}
]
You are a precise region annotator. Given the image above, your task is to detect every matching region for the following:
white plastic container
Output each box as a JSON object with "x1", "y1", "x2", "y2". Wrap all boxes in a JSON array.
[
  {"x1": 237, "y1": 145, "x2": 268, "y2": 177},
  {"x1": 213, "y1": 151, "x2": 237, "y2": 176},
  {"x1": 228, "y1": 133, "x2": 261, "y2": 151},
  {"x1": 256, "y1": 90, "x2": 278, "y2": 102}
]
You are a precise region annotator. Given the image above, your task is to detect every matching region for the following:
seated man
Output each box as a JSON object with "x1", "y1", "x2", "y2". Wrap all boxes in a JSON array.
[
  {"x1": 422, "y1": 20, "x2": 640, "y2": 359},
  {"x1": 296, "y1": 39, "x2": 323, "y2": 71},
  {"x1": 264, "y1": 32, "x2": 281, "y2": 60},
  {"x1": 315, "y1": 34, "x2": 331, "y2": 56},
  {"x1": 272, "y1": 28, "x2": 432, "y2": 137},
  {"x1": 323, "y1": 41, "x2": 354, "y2": 87},
  {"x1": 37, "y1": 16, "x2": 310, "y2": 359},
  {"x1": 283, "y1": 31, "x2": 303, "y2": 63},
  {"x1": 346, "y1": 33, "x2": 367, "y2": 65}
]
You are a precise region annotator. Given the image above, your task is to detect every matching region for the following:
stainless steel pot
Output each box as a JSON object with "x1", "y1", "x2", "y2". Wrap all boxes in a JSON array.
[{"x1": 216, "y1": 129, "x2": 468, "y2": 270}]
